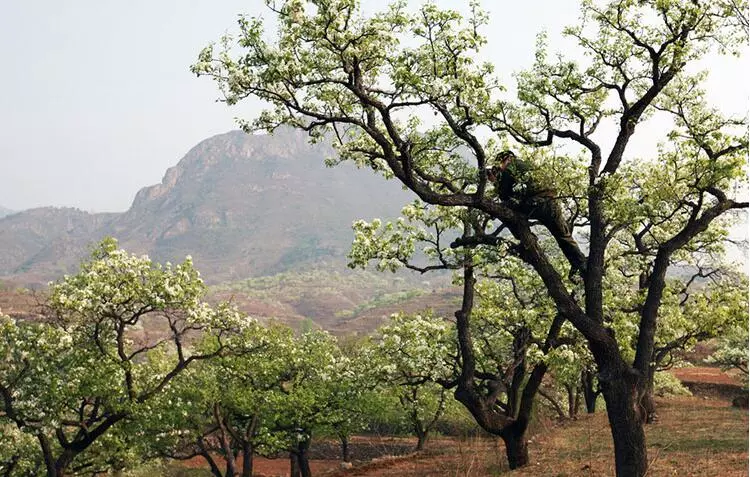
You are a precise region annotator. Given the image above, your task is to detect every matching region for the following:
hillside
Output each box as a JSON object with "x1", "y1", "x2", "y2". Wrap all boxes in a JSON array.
[
  {"x1": 0, "y1": 128, "x2": 412, "y2": 286},
  {"x1": 0, "y1": 207, "x2": 116, "y2": 284},
  {"x1": 209, "y1": 268, "x2": 457, "y2": 333},
  {"x1": 0, "y1": 206, "x2": 13, "y2": 219}
]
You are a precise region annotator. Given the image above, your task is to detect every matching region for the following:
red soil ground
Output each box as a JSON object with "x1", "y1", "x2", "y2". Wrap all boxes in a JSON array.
[{"x1": 174, "y1": 366, "x2": 747, "y2": 476}]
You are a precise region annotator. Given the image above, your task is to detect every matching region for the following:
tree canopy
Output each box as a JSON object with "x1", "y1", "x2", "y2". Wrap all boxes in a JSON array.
[
  {"x1": 0, "y1": 239, "x2": 252, "y2": 477},
  {"x1": 194, "y1": 0, "x2": 748, "y2": 475}
]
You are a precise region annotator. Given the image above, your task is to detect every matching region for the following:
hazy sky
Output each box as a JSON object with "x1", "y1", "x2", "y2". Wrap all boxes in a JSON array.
[{"x1": 0, "y1": 1, "x2": 745, "y2": 212}]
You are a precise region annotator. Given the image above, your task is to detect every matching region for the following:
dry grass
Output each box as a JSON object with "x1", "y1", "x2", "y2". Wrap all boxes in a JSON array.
[
  {"x1": 327, "y1": 394, "x2": 747, "y2": 477},
  {"x1": 169, "y1": 377, "x2": 747, "y2": 477},
  {"x1": 505, "y1": 395, "x2": 747, "y2": 477}
]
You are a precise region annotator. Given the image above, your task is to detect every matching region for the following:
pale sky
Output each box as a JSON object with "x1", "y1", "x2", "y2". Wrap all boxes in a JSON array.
[{"x1": 0, "y1": 1, "x2": 746, "y2": 213}]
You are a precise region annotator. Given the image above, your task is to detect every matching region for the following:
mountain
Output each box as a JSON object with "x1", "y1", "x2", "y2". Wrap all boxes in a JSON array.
[
  {"x1": 0, "y1": 207, "x2": 116, "y2": 284},
  {"x1": 0, "y1": 206, "x2": 13, "y2": 219},
  {"x1": 0, "y1": 128, "x2": 412, "y2": 286}
]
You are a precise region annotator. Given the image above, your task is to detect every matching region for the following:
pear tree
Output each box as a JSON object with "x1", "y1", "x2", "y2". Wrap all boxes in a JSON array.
[
  {"x1": 707, "y1": 319, "x2": 749, "y2": 388},
  {"x1": 371, "y1": 311, "x2": 454, "y2": 451},
  {"x1": 0, "y1": 239, "x2": 249, "y2": 477},
  {"x1": 195, "y1": 0, "x2": 748, "y2": 474},
  {"x1": 351, "y1": 201, "x2": 586, "y2": 466}
]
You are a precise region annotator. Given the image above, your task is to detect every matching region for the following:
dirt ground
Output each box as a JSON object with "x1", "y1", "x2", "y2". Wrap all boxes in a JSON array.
[
  {"x1": 672, "y1": 366, "x2": 747, "y2": 402},
  {"x1": 174, "y1": 366, "x2": 748, "y2": 477},
  {"x1": 178, "y1": 437, "x2": 417, "y2": 477}
]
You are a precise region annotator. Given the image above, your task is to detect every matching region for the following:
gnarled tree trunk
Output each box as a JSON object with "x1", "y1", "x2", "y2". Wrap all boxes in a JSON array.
[
  {"x1": 500, "y1": 421, "x2": 529, "y2": 469},
  {"x1": 598, "y1": 361, "x2": 648, "y2": 476}
]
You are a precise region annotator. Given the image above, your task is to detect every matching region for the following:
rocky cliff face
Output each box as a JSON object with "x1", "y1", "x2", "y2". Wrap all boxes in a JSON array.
[{"x1": 0, "y1": 129, "x2": 411, "y2": 285}]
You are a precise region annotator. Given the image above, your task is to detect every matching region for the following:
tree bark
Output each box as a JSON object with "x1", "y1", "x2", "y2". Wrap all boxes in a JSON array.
[
  {"x1": 213, "y1": 404, "x2": 237, "y2": 477},
  {"x1": 241, "y1": 441, "x2": 254, "y2": 477},
  {"x1": 566, "y1": 384, "x2": 576, "y2": 418},
  {"x1": 290, "y1": 437, "x2": 312, "y2": 477},
  {"x1": 582, "y1": 369, "x2": 598, "y2": 414},
  {"x1": 197, "y1": 438, "x2": 224, "y2": 477},
  {"x1": 640, "y1": 366, "x2": 658, "y2": 424},
  {"x1": 538, "y1": 387, "x2": 567, "y2": 419},
  {"x1": 500, "y1": 422, "x2": 529, "y2": 469},
  {"x1": 54, "y1": 449, "x2": 76, "y2": 477},
  {"x1": 37, "y1": 434, "x2": 56, "y2": 477},
  {"x1": 600, "y1": 366, "x2": 648, "y2": 477},
  {"x1": 240, "y1": 414, "x2": 258, "y2": 477},
  {"x1": 340, "y1": 435, "x2": 350, "y2": 462},
  {"x1": 415, "y1": 429, "x2": 428, "y2": 451},
  {"x1": 298, "y1": 437, "x2": 312, "y2": 477},
  {"x1": 290, "y1": 452, "x2": 300, "y2": 477},
  {"x1": 203, "y1": 453, "x2": 224, "y2": 477}
]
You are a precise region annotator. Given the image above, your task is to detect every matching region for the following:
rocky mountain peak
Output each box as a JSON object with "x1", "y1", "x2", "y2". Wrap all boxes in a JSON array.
[{"x1": 0, "y1": 130, "x2": 409, "y2": 286}]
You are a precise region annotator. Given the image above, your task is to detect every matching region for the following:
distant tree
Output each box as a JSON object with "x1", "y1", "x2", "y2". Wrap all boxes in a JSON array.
[
  {"x1": 708, "y1": 323, "x2": 749, "y2": 388},
  {"x1": 371, "y1": 311, "x2": 454, "y2": 451},
  {"x1": 327, "y1": 336, "x2": 385, "y2": 463},
  {"x1": 142, "y1": 326, "x2": 363, "y2": 477},
  {"x1": 195, "y1": 0, "x2": 748, "y2": 474},
  {"x1": 640, "y1": 270, "x2": 748, "y2": 418},
  {"x1": 264, "y1": 330, "x2": 355, "y2": 477},
  {"x1": 0, "y1": 239, "x2": 248, "y2": 477},
  {"x1": 134, "y1": 322, "x2": 277, "y2": 477}
]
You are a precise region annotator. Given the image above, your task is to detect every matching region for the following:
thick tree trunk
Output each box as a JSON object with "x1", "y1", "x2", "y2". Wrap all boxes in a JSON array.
[
  {"x1": 640, "y1": 366, "x2": 658, "y2": 423},
  {"x1": 54, "y1": 449, "x2": 78, "y2": 477},
  {"x1": 500, "y1": 423, "x2": 529, "y2": 469},
  {"x1": 600, "y1": 371, "x2": 648, "y2": 477},
  {"x1": 582, "y1": 370, "x2": 597, "y2": 414}
]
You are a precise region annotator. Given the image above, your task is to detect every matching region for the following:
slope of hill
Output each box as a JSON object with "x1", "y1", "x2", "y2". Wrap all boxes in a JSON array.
[
  {"x1": 0, "y1": 128, "x2": 412, "y2": 285},
  {"x1": 0, "y1": 207, "x2": 116, "y2": 284},
  {"x1": 108, "y1": 129, "x2": 412, "y2": 282},
  {"x1": 209, "y1": 267, "x2": 456, "y2": 333}
]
